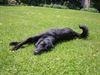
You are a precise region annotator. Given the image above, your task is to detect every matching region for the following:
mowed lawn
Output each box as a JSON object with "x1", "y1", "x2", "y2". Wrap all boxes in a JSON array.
[{"x1": 0, "y1": 6, "x2": 100, "y2": 75}]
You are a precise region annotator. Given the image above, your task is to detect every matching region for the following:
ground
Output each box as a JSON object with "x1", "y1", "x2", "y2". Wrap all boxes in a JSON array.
[{"x1": 0, "y1": 6, "x2": 100, "y2": 75}]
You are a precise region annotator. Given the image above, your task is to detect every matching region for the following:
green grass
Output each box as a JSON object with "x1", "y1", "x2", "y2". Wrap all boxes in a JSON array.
[{"x1": 0, "y1": 6, "x2": 100, "y2": 75}]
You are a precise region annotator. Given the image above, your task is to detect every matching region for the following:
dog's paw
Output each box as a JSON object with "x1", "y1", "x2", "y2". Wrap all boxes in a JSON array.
[{"x1": 11, "y1": 46, "x2": 18, "y2": 51}]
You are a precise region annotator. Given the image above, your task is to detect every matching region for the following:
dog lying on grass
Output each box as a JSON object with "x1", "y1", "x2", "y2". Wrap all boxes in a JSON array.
[{"x1": 10, "y1": 25, "x2": 88, "y2": 55}]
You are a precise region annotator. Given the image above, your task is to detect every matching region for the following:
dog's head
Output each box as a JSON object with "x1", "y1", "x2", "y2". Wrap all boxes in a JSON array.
[
  {"x1": 34, "y1": 37, "x2": 54, "y2": 55},
  {"x1": 34, "y1": 39, "x2": 48, "y2": 55}
]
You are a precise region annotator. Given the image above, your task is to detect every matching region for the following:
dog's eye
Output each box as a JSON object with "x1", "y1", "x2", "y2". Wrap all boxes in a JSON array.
[
  {"x1": 40, "y1": 41, "x2": 46, "y2": 47},
  {"x1": 41, "y1": 41, "x2": 44, "y2": 44}
]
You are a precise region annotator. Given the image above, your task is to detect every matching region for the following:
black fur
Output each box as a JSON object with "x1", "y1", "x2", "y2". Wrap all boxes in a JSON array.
[{"x1": 9, "y1": 25, "x2": 88, "y2": 55}]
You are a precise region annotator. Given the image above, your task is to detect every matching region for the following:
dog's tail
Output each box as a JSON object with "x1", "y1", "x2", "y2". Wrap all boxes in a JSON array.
[
  {"x1": 79, "y1": 25, "x2": 89, "y2": 39},
  {"x1": 9, "y1": 41, "x2": 20, "y2": 46}
]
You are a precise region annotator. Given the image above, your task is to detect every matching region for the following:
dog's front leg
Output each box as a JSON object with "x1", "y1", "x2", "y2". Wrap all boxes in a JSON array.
[
  {"x1": 11, "y1": 35, "x2": 42, "y2": 50},
  {"x1": 11, "y1": 37, "x2": 32, "y2": 50}
]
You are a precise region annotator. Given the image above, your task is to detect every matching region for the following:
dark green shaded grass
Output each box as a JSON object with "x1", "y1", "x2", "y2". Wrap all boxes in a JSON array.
[{"x1": 0, "y1": 6, "x2": 100, "y2": 75}]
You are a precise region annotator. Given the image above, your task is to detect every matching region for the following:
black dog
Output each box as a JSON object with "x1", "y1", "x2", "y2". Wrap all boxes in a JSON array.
[{"x1": 10, "y1": 25, "x2": 88, "y2": 55}]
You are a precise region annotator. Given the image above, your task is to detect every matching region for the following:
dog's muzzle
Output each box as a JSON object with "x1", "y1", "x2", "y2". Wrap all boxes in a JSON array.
[{"x1": 34, "y1": 48, "x2": 44, "y2": 55}]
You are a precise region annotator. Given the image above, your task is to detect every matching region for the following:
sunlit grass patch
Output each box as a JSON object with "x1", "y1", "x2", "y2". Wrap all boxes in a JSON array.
[{"x1": 0, "y1": 6, "x2": 100, "y2": 75}]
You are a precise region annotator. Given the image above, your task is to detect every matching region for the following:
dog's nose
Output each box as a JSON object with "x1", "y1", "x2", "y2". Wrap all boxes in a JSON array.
[
  {"x1": 34, "y1": 50, "x2": 39, "y2": 55},
  {"x1": 34, "y1": 48, "x2": 43, "y2": 55}
]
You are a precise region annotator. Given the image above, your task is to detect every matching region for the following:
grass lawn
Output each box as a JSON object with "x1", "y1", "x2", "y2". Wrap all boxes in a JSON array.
[{"x1": 0, "y1": 6, "x2": 100, "y2": 75}]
